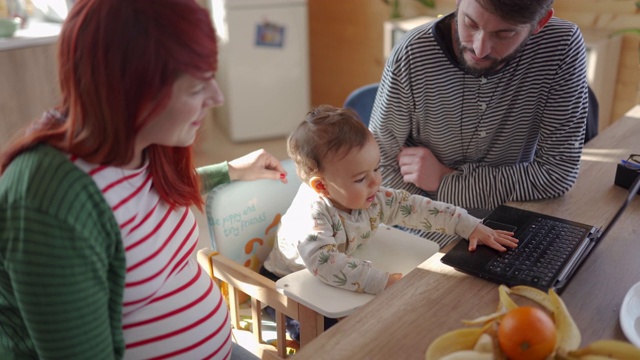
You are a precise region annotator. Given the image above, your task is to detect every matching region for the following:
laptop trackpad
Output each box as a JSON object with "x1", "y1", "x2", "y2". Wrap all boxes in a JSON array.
[{"x1": 484, "y1": 220, "x2": 517, "y2": 233}]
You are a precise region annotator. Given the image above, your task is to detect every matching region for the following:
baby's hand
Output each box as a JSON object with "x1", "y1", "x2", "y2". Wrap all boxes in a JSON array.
[
  {"x1": 468, "y1": 223, "x2": 518, "y2": 252},
  {"x1": 385, "y1": 273, "x2": 402, "y2": 289}
]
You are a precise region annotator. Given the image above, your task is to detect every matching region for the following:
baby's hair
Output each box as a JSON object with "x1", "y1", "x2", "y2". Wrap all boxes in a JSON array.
[{"x1": 288, "y1": 105, "x2": 371, "y2": 182}]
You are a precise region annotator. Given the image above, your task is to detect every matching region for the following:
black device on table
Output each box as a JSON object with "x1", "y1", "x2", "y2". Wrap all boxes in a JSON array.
[{"x1": 441, "y1": 175, "x2": 640, "y2": 293}]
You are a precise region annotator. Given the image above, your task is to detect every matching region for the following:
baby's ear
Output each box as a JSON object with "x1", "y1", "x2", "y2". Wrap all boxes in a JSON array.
[{"x1": 309, "y1": 176, "x2": 329, "y2": 196}]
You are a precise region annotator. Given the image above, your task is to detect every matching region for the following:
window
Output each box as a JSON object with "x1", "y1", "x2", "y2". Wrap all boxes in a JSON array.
[{"x1": 0, "y1": 0, "x2": 71, "y2": 50}]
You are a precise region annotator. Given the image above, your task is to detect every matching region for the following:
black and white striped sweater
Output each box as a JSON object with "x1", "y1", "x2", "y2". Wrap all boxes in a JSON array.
[{"x1": 370, "y1": 14, "x2": 588, "y2": 247}]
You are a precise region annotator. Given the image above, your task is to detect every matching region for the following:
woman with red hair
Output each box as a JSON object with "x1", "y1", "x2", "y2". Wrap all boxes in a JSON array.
[{"x1": 0, "y1": 0, "x2": 285, "y2": 358}]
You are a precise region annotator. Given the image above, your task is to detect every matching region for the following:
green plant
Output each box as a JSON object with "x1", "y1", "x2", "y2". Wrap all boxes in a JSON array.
[
  {"x1": 612, "y1": 28, "x2": 640, "y2": 37},
  {"x1": 382, "y1": 0, "x2": 435, "y2": 19}
]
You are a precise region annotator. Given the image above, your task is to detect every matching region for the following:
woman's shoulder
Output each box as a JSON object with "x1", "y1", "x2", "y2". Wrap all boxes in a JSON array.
[
  {"x1": 3, "y1": 144, "x2": 90, "y2": 196},
  {"x1": 1, "y1": 144, "x2": 118, "y2": 233},
  {"x1": 4, "y1": 143, "x2": 69, "y2": 173}
]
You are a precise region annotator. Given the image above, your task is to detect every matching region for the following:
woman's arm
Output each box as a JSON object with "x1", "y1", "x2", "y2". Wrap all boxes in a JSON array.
[
  {"x1": 1, "y1": 206, "x2": 124, "y2": 359},
  {"x1": 197, "y1": 149, "x2": 287, "y2": 194},
  {"x1": 0, "y1": 145, "x2": 125, "y2": 359}
]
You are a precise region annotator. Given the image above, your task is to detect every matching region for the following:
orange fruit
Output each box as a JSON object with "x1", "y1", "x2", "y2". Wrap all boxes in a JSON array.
[{"x1": 497, "y1": 306, "x2": 557, "y2": 360}]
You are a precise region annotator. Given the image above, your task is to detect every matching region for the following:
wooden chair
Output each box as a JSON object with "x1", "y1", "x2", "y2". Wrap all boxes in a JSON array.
[
  {"x1": 197, "y1": 158, "x2": 441, "y2": 358},
  {"x1": 196, "y1": 159, "x2": 322, "y2": 359}
]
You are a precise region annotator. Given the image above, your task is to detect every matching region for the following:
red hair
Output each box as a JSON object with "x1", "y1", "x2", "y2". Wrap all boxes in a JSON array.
[{"x1": 1, "y1": 0, "x2": 218, "y2": 210}]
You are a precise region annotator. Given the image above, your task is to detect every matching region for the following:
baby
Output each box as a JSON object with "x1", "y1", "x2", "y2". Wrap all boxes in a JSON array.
[{"x1": 263, "y1": 105, "x2": 517, "y2": 294}]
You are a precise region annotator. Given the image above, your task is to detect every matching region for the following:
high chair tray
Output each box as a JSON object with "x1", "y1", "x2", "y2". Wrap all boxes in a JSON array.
[{"x1": 275, "y1": 225, "x2": 439, "y2": 318}]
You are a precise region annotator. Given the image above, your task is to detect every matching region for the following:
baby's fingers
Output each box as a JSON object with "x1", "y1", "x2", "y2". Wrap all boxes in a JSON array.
[
  {"x1": 494, "y1": 230, "x2": 515, "y2": 237},
  {"x1": 496, "y1": 231, "x2": 518, "y2": 248},
  {"x1": 484, "y1": 238, "x2": 507, "y2": 252},
  {"x1": 468, "y1": 237, "x2": 480, "y2": 252}
]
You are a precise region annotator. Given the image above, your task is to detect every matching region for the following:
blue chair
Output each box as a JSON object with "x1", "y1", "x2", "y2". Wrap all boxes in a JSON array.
[{"x1": 343, "y1": 83, "x2": 379, "y2": 127}]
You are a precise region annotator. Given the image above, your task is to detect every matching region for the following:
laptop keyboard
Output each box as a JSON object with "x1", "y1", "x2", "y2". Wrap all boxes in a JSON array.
[{"x1": 485, "y1": 217, "x2": 587, "y2": 289}]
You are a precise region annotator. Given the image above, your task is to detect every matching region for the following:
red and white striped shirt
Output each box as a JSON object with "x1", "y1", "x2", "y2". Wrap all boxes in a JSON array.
[{"x1": 74, "y1": 157, "x2": 231, "y2": 359}]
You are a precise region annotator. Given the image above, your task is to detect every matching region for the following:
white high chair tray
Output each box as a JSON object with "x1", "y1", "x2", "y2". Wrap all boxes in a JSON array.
[{"x1": 275, "y1": 225, "x2": 439, "y2": 318}]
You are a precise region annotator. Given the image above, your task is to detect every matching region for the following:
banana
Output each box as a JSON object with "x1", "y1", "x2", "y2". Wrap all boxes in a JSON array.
[
  {"x1": 439, "y1": 350, "x2": 493, "y2": 360},
  {"x1": 510, "y1": 285, "x2": 554, "y2": 312},
  {"x1": 473, "y1": 333, "x2": 494, "y2": 354},
  {"x1": 462, "y1": 310, "x2": 506, "y2": 326},
  {"x1": 425, "y1": 327, "x2": 483, "y2": 360},
  {"x1": 568, "y1": 339, "x2": 640, "y2": 360},
  {"x1": 425, "y1": 286, "x2": 637, "y2": 360},
  {"x1": 498, "y1": 284, "x2": 519, "y2": 312},
  {"x1": 549, "y1": 288, "x2": 582, "y2": 352},
  {"x1": 487, "y1": 322, "x2": 509, "y2": 360},
  {"x1": 553, "y1": 347, "x2": 576, "y2": 360}
]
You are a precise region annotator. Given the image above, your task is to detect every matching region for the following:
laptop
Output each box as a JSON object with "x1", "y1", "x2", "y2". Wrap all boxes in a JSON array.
[{"x1": 441, "y1": 174, "x2": 640, "y2": 293}]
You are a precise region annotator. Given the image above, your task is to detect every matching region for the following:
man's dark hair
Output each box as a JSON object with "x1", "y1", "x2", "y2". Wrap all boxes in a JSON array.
[{"x1": 477, "y1": 0, "x2": 554, "y2": 25}]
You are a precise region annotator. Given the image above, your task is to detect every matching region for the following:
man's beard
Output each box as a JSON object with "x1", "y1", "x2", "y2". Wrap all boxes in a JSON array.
[{"x1": 453, "y1": 15, "x2": 531, "y2": 77}]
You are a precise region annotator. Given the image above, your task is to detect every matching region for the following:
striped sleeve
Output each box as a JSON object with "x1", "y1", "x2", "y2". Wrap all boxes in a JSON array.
[
  {"x1": 197, "y1": 162, "x2": 230, "y2": 194},
  {"x1": 438, "y1": 24, "x2": 588, "y2": 209},
  {"x1": 0, "y1": 145, "x2": 125, "y2": 359}
]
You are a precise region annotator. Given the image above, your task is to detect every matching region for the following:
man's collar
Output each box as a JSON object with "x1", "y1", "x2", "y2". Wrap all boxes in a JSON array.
[{"x1": 432, "y1": 13, "x2": 460, "y2": 67}]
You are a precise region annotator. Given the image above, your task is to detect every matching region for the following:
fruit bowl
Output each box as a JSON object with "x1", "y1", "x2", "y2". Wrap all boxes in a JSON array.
[{"x1": 425, "y1": 285, "x2": 640, "y2": 360}]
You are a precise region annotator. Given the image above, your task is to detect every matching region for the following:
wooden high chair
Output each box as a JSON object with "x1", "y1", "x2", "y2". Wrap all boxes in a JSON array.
[{"x1": 197, "y1": 159, "x2": 322, "y2": 359}]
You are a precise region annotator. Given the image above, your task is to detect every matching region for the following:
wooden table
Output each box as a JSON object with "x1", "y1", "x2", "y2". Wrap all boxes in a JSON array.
[{"x1": 295, "y1": 106, "x2": 640, "y2": 359}]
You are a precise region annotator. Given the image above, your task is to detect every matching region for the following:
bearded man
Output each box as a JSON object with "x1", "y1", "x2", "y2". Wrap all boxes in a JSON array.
[{"x1": 370, "y1": 0, "x2": 589, "y2": 247}]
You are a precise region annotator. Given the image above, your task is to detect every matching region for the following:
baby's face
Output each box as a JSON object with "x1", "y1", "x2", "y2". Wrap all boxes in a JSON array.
[{"x1": 320, "y1": 136, "x2": 382, "y2": 213}]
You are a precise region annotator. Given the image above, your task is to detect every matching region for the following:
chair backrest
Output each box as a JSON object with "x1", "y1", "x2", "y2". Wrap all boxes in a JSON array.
[
  {"x1": 585, "y1": 85, "x2": 599, "y2": 143},
  {"x1": 205, "y1": 159, "x2": 301, "y2": 272},
  {"x1": 343, "y1": 83, "x2": 379, "y2": 127}
]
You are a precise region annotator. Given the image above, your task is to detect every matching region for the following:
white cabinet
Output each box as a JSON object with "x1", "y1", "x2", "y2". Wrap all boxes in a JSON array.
[{"x1": 211, "y1": 0, "x2": 310, "y2": 142}]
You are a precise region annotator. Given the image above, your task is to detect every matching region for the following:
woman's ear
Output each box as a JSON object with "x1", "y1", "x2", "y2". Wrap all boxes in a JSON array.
[{"x1": 309, "y1": 176, "x2": 329, "y2": 196}]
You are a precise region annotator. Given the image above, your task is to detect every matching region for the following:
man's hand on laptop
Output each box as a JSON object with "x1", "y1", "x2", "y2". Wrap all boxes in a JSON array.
[{"x1": 468, "y1": 224, "x2": 518, "y2": 252}]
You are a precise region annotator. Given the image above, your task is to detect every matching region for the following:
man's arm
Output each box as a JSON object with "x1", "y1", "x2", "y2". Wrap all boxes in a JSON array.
[
  {"x1": 437, "y1": 27, "x2": 589, "y2": 209},
  {"x1": 370, "y1": 58, "x2": 421, "y2": 196},
  {"x1": 372, "y1": 24, "x2": 588, "y2": 210}
]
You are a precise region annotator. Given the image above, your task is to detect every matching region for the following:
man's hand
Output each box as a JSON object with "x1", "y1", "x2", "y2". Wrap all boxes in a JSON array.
[{"x1": 397, "y1": 147, "x2": 454, "y2": 192}]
